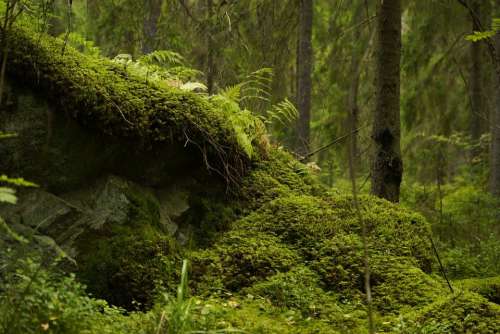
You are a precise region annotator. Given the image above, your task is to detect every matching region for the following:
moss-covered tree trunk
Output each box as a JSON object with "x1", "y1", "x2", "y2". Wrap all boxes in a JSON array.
[
  {"x1": 371, "y1": 0, "x2": 402, "y2": 203},
  {"x1": 296, "y1": 0, "x2": 313, "y2": 157}
]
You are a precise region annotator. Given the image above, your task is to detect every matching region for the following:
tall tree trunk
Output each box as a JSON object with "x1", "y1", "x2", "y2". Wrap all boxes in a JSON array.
[
  {"x1": 347, "y1": 6, "x2": 363, "y2": 173},
  {"x1": 491, "y1": 18, "x2": 500, "y2": 195},
  {"x1": 470, "y1": 1, "x2": 483, "y2": 148},
  {"x1": 296, "y1": 0, "x2": 313, "y2": 157},
  {"x1": 142, "y1": 0, "x2": 162, "y2": 54},
  {"x1": 206, "y1": 0, "x2": 215, "y2": 95},
  {"x1": 347, "y1": 3, "x2": 375, "y2": 173},
  {"x1": 371, "y1": 0, "x2": 402, "y2": 202}
]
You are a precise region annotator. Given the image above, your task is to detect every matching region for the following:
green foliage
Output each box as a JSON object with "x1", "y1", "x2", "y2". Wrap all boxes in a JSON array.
[
  {"x1": 0, "y1": 174, "x2": 38, "y2": 187},
  {"x1": 155, "y1": 260, "x2": 197, "y2": 334},
  {"x1": 0, "y1": 186, "x2": 17, "y2": 204},
  {"x1": 139, "y1": 50, "x2": 185, "y2": 67},
  {"x1": 0, "y1": 258, "x2": 124, "y2": 334},
  {"x1": 465, "y1": 18, "x2": 500, "y2": 42},
  {"x1": 113, "y1": 50, "x2": 205, "y2": 87},
  {"x1": 465, "y1": 30, "x2": 496, "y2": 42},
  {"x1": 264, "y1": 98, "x2": 298, "y2": 127},
  {"x1": 213, "y1": 68, "x2": 298, "y2": 135}
]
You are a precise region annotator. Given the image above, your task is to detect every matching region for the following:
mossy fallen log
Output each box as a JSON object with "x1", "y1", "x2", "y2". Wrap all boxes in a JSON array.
[{"x1": 1, "y1": 27, "x2": 258, "y2": 182}]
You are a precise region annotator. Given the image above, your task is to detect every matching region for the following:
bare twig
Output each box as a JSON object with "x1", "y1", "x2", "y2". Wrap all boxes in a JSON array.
[
  {"x1": 347, "y1": 112, "x2": 374, "y2": 334},
  {"x1": 299, "y1": 124, "x2": 369, "y2": 161}
]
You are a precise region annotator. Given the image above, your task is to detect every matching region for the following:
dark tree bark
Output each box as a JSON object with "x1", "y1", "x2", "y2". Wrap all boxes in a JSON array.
[
  {"x1": 142, "y1": 0, "x2": 163, "y2": 54},
  {"x1": 491, "y1": 16, "x2": 500, "y2": 196},
  {"x1": 371, "y1": 0, "x2": 402, "y2": 202},
  {"x1": 470, "y1": 1, "x2": 483, "y2": 146},
  {"x1": 347, "y1": 5, "x2": 363, "y2": 172},
  {"x1": 296, "y1": 0, "x2": 313, "y2": 157},
  {"x1": 347, "y1": 3, "x2": 374, "y2": 173},
  {"x1": 206, "y1": 0, "x2": 215, "y2": 94}
]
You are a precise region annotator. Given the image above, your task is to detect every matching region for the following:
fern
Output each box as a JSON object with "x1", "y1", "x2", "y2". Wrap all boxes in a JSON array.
[
  {"x1": 264, "y1": 98, "x2": 298, "y2": 126},
  {"x1": 218, "y1": 83, "x2": 244, "y2": 104},
  {"x1": 0, "y1": 187, "x2": 16, "y2": 204},
  {"x1": 0, "y1": 175, "x2": 38, "y2": 187},
  {"x1": 112, "y1": 52, "x2": 205, "y2": 89},
  {"x1": 465, "y1": 30, "x2": 496, "y2": 42},
  {"x1": 138, "y1": 50, "x2": 185, "y2": 67},
  {"x1": 465, "y1": 18, "x2": 500, "y2": 42}
]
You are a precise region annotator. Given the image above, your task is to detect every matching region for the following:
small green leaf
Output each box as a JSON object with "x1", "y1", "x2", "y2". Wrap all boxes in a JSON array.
[{"x1": 0, "y1": 187, "x2": 17, "y2": 204}]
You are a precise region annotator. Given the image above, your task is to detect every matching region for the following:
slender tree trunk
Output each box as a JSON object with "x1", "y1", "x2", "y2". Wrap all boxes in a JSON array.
[
  {"x1": 296, "y1": 0, "x2": 313, "y2": 157},
  {"x1": 347, "y1": 8, "x2": 363, "y2": 172},
  {"x1": 470, "y1": 1, "x2": 483, "y2": 147},
  {"x1": 371, "y1": 0, "x2": 402, "y2": 203},
  {"x1": 347, "y1": 3, "x2": 374, "y2": 173},
  {"x1": 0, "y1": 0, "x2": 17, "y2": 107},
  {"x1": 206, "y1": 0, "x2": 215, "y2": 95},
  {"x1": 491, "y1": 28, "x2": 500, "y2": 195},
  {"x1": 142, "y1": 0, "x2": 163, "y2": 54}
]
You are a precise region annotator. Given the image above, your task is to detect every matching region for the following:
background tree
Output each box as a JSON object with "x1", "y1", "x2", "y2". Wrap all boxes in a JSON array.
[
  {"x1": 296, "y1": 0, "x2": 313, "y2": 157},
  {"x1": 371, "y1": 0, "x2": 402, "y2": 202},
  {"x1": 492, "y1": 0, "x2": 500, "y2": 196}
]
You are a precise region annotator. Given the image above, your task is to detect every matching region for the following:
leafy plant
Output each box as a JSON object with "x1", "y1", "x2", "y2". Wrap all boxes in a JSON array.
[
  {"x1": 112, "y1": 50, "x2": 205, "y2": 90},
  {"x1": 155, "y1": 259, "x2": 194, "y2": 334}
]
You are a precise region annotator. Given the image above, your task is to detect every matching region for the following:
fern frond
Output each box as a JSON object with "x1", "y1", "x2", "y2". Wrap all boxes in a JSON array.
[
  {"x1": 138, "y1": 50, "x2": 185, "y2": 67},
  {"x1": 266, "y1": 98, "x2": 298, "y2": 126},
  {"x1": 218, "y1": 83, "x2": 243, "y2": 104},
  {"x1": 465, "y1": 30, "x2": 496, "y2": 42}
]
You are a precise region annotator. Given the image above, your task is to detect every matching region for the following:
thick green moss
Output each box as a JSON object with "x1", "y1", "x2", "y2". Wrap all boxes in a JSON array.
[
  {"x1": 244, "y1": 266, "x2": 324, "y2": 313},
  {"x1": 400, "y1": 291, "x2": 500, "y2": 333},
  {"x1": 238, "y1": 149, "x2": 323, "y2": 210},
  {"x1": 190, "y1": 229, "x2": 300, "y2": 293},
  {"x1": 370, "y1": 258, "x2": 445, "y2": 313},
  {"x1": 456, "y1": 276, "x2": 500, "y2": 304},
  {"x1": 3, "y1": 27, "x2": 256, "y2": 181},
  {"x1": 235, "y1": 193, "x2": 432, "y2": 271}
]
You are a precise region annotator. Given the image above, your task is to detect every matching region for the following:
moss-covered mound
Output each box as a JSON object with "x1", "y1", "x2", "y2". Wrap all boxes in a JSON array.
[
  {"x1": 456, "y1": 276, "x2": 500, "y2": 304},
  {"x1": 2, "y1": 27, "x2": 259, "y2": 181},
  {"x1": 399, "y1": 291, "x2": 500, "y2": 333}
]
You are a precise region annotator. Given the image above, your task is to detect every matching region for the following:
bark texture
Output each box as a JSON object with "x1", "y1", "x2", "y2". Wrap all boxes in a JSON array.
[
  {"x1": 371, "y1": 0, "x2": 402, "y2": 202},
  {"x1": 206, "y1": 0, "x2": 215, "y2": 95},
  {"x1": 491, "y1": 29, "x2": 500, "y2": 196},
  {"x1": 142, "y1": 0, "x2": 163, "y2": 54},
  {"x1": 296, "y1": 0, "x2": 313, "y2": 157},
  {"x1": 470, "y1": 1, "x2": 483, "y2": 146}
]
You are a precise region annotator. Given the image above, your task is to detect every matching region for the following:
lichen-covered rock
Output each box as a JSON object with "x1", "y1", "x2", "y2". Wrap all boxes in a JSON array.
[
  {"x1": 69, "y1": 176, "x2": 182, "y2": 310},
  {"x1": 0, "y1": 175, "x2": 184, "y2": 310}
]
